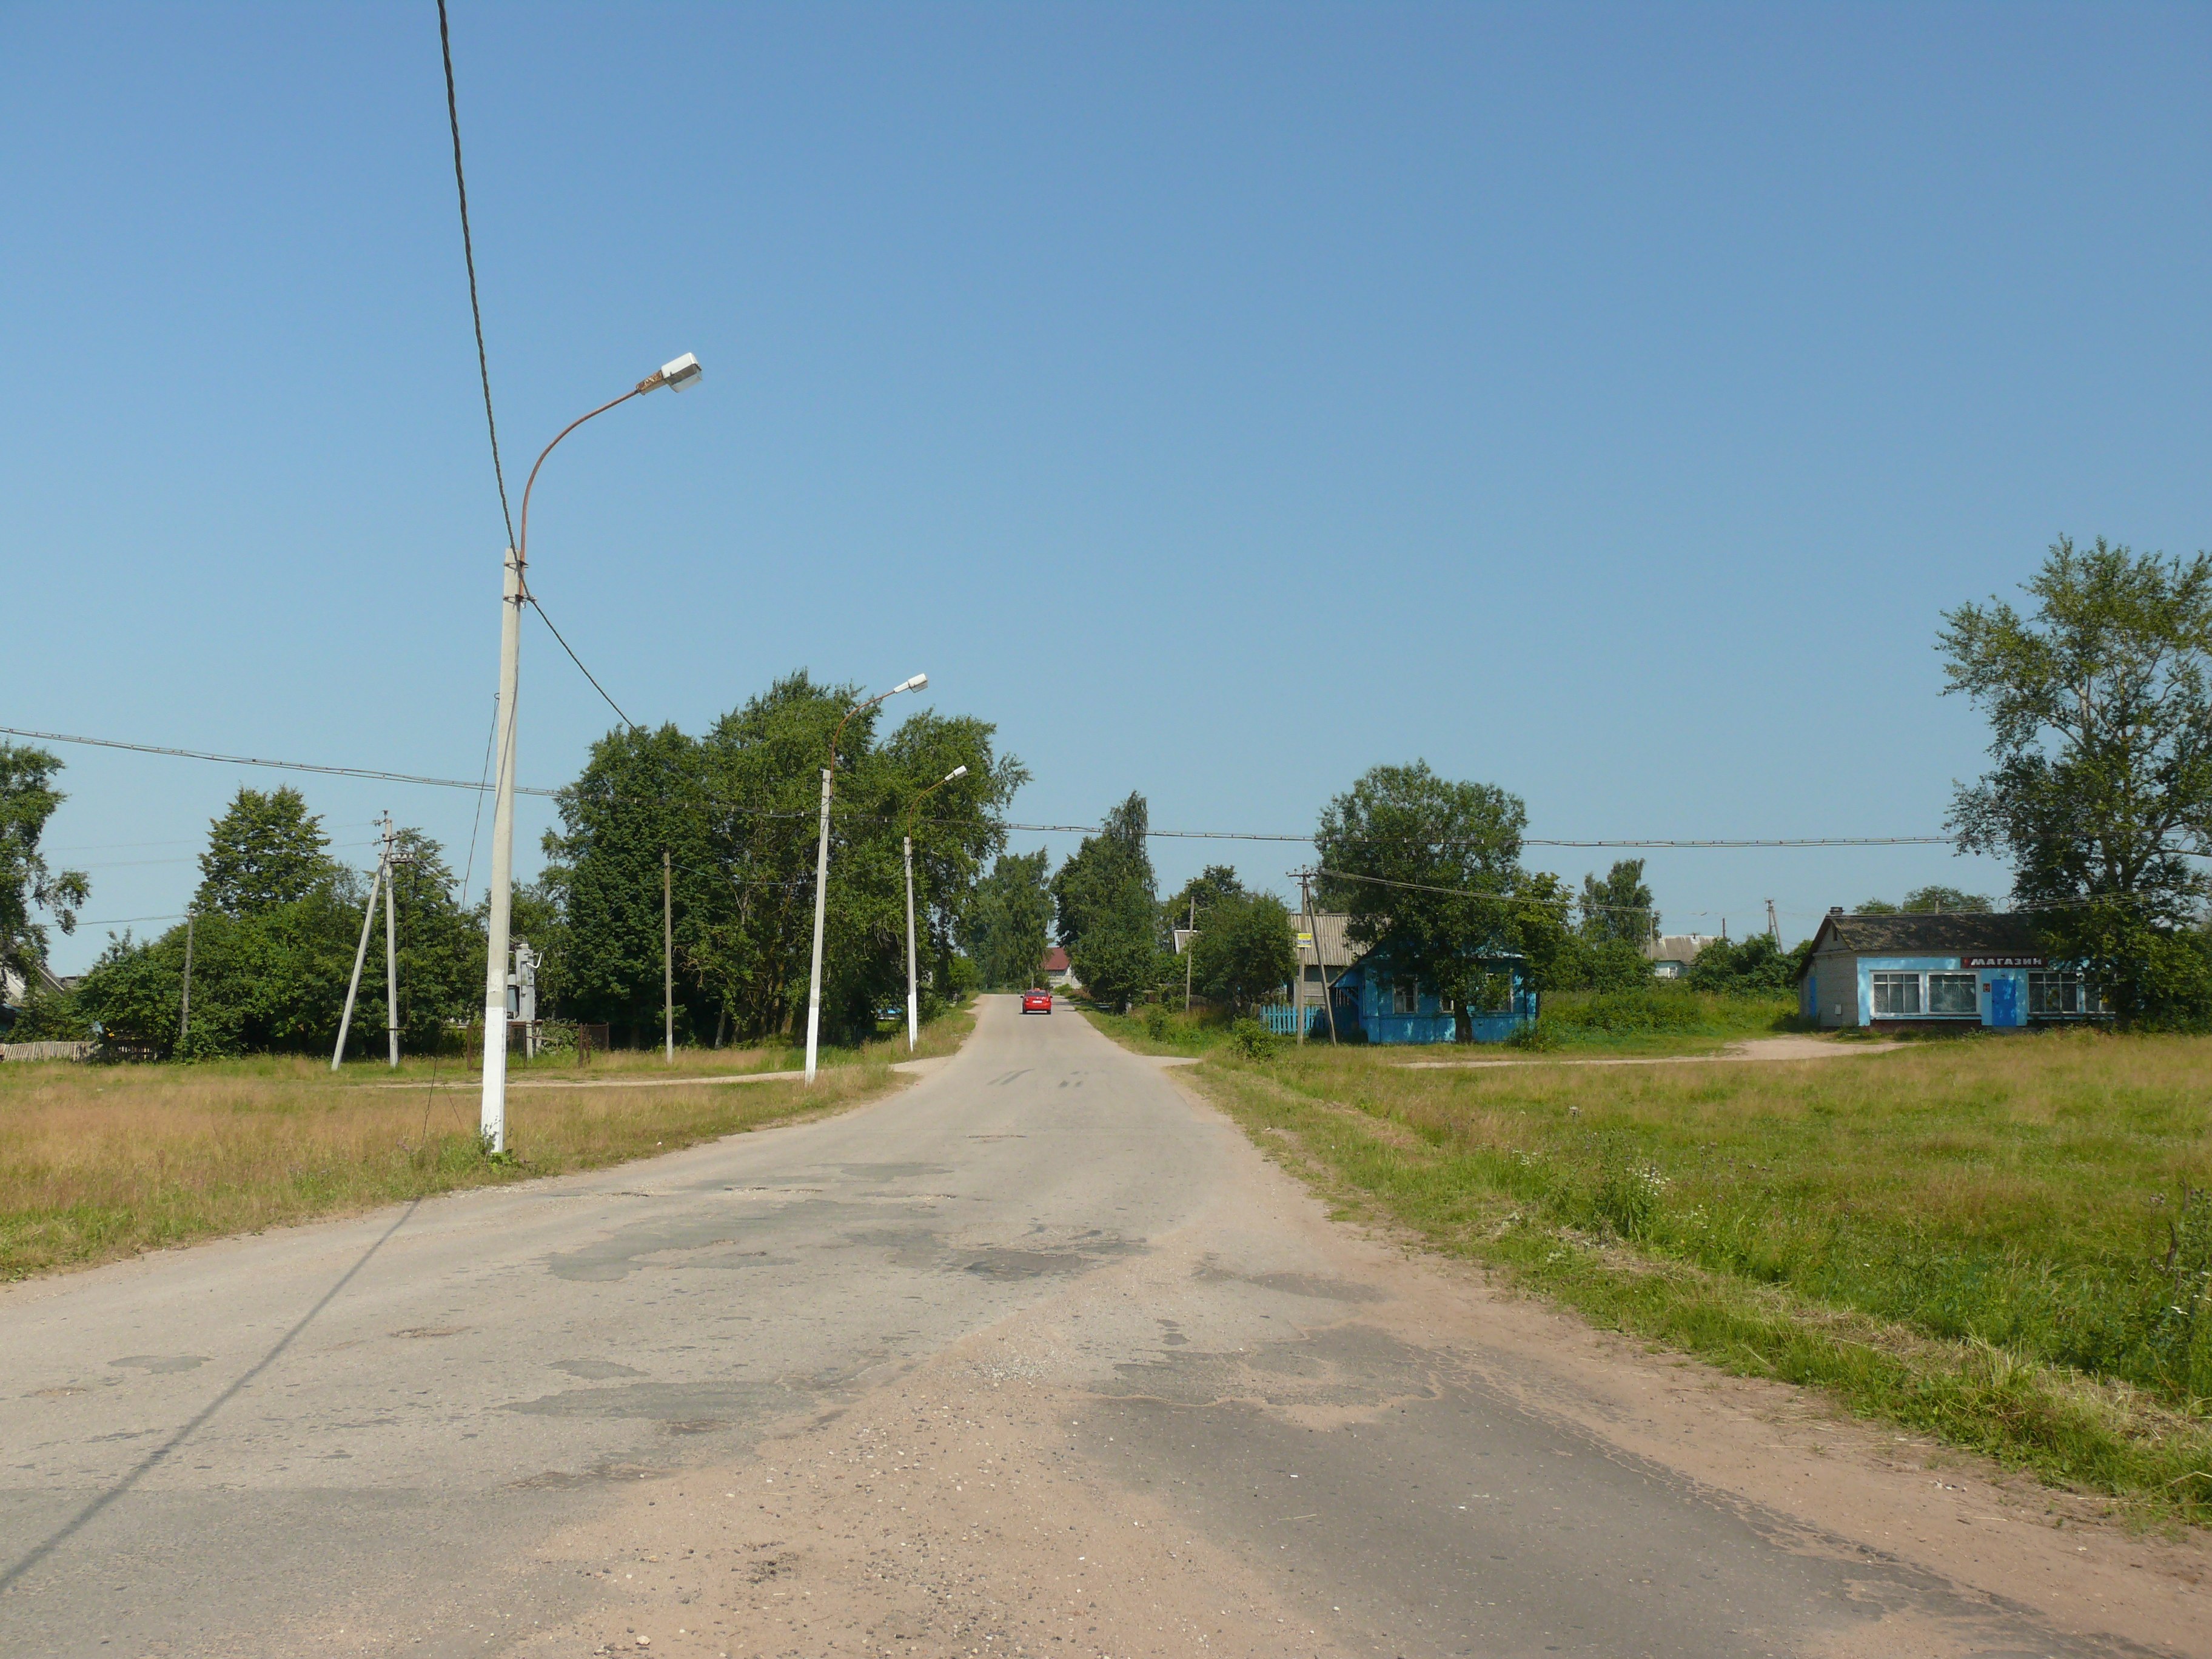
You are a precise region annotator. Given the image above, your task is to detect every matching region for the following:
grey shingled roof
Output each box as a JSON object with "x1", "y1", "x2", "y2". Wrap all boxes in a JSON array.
[
  {"x1": 1292, "y1": 913, "x2": 1362, "y2": 971},
  {"x1": 1812, "y1": 911, "x2": 2044, "y2": 956}
]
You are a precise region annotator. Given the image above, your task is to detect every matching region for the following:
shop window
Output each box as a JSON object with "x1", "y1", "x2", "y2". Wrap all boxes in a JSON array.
[
  {"x1": 1871, "y1": 971, "x2": 1920, "y2": 1016},
  {"x1": 1928, "y1": 973, "x2": 1979, "y2": 1016},
  {"x1": 2028, "y1": 971, "x2": 2100, "y2": 1016}
]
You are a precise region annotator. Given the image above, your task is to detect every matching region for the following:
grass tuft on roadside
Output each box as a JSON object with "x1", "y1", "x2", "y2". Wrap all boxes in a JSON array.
[
  {"x1": 0, "y1": 1007, "x2": 973, "y2": 1281},
  {"x1": 1106, "y1": 1022, "x2": 2212, "y2": 1523}
]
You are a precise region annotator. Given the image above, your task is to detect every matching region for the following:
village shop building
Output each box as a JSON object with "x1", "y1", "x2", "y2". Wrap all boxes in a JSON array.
[{"x1": 1796, "y1": 910, "x2": 2104, "y2": 1031}]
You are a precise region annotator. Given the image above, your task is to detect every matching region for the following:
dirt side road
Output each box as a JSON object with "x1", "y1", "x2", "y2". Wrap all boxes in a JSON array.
[{"x1": 2, "y1": 998, "x2": 2203, "y2": 1657}]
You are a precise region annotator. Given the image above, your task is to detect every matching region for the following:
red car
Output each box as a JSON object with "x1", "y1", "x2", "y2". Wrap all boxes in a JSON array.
[{"x1": 1021, "y1": 988, "x2": 1053, "y2": 1014}]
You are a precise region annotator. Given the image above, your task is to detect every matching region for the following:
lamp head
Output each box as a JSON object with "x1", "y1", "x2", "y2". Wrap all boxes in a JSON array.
[
  {"x1": 944, "y1": 765, "x2": 968, "y2": 783},
  {"x1": 894, "y1": 672, "x2": 928, "y2": 695},
  {"x1": 640, "y1": 351, "x2": 703, "y2": 394}
]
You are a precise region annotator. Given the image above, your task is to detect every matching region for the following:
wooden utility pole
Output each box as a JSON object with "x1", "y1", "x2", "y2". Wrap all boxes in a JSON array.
[
  {"x1": 1299, "y1": 872, "x2": 1339, "y2": 1045},
  {"x1": 663, "y1": 848, "x2": 674, "y2": 1062},
  {"x1": 1765, "y1": 898, "x2": 1779, "y2": 945},
  {"x1": 178, "y1": 910, "x2": 195, "y2": 1049},
  {"x1": 383, "y1": 813, "x2": 401, "y2": 1067},
  {"x1": 1184, "y1": 897, "x2": 1196, "y2": 1011}
]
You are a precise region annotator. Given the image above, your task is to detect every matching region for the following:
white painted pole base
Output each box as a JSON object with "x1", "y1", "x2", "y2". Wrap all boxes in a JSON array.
[
  {"x1": 803, "y1": 766, "x2": 833, "y2": 1085},
  {"x1": 903, "y1": 832, "x2": 919, "y2": 1053},
  {"x1": 478, "y1": 548, "x2": 523, "y2": 1153}
]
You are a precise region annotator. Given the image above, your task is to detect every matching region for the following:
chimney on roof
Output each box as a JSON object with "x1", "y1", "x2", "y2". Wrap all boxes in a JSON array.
[{"x1": 1829, "y1": 905, "x2": 1844, "y2": 916}]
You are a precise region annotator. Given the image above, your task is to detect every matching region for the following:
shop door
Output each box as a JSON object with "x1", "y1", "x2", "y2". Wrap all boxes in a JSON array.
[{"x1": 1988, "y1": 976, "x2": 2022, "y2": 1028}]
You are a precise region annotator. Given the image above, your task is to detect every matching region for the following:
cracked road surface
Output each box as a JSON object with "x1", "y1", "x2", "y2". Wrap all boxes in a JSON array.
[{"x1": 1, "y1": 996, "x2": 2204, "y2": 1657}]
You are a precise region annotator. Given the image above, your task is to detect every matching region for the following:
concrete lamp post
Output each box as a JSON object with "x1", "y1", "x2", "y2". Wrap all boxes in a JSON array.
[
  {"x1": 903, "y1": 765, "x2": 968, "y2": 1052},
  {"x1": 803, "y1": 672, "x2": 927, "y2": 1084},
  {"x1": 478, "y1": 352, "x2": 702, "y2": 1156}
]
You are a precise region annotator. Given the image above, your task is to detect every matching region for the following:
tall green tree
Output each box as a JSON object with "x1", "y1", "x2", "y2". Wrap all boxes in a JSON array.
[
  {"x1": 546, "y1": 673, "x2": 1023, "y2": 1045},
  {"x1": 965, "y1": 850, "x2": 1053, "y2": 989},
  {"x1": 1315, "y1": 761, "x2": 1543, "y2": 1037},
  {"x1": 1161, "y1": 865, "x2": 1247, "y2": 935},
  {"x1": 194, "y1": 786, "x2": 337, "y2": 914},
  {"x1": 1579, "y1": 858, "x2": 1655, "y2": 944},
  {"x1": 543, "y1": 722, "x2": 710, "y2": 1042},
  {"x1": 1942, "y1": 537, "x2": 2212, "y2": 1021},
  {"x1": 1190, "y1": 891, "x2": 1298, "y2": 1014},
  {"x1": 1053, "y1": 792, "x2": 1162, "y2": 1009},
  {"x1": 1855, "y1": 886, "x2": 1992, "y2": 915},
  {"x1": 0, "y1": 744, "x2": 88, "y2": 991},
  {"x1": 76, "y1": 819, "x2": 481, "y2": 1058}
]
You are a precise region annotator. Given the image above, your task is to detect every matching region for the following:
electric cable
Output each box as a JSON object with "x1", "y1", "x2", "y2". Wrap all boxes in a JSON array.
[
  {"x1": 436, "y1": 0, "x2": 514, "y2": 553},
  {"x1": 526, "y1": 595, "x2": 638, "y2": 732}
]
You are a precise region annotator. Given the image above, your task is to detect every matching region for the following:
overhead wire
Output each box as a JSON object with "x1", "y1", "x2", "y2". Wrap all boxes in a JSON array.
[
  {"x1": 2, "y1": 725, "x2": 1990, "y2": 846},
  {"x1": 437, "y1": 0, "x2": 514, "y2": 553},
  {"x1": 526, "y1": 595, "x2": 638, "y2": 732}
]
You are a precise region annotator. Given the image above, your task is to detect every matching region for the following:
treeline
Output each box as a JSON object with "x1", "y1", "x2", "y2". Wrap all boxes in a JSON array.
[
  {"x1": 5, "y1": 672, "x2": 1022, "y2": 1058},
  {"x1": 20, "y1": 788, "x2": 483, "y2": 1057},
  {"x1": 538, "y1": 671, "x2": 1020, "y2": 1047},
  {"x1": 958, "y1": 764, "x2": 1803, "y2": 1021}
]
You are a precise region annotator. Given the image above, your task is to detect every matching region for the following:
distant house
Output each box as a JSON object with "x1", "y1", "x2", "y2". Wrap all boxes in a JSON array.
[
  {"x1": 1259, "y1": 912, "x2": 1535, "y2": 1045},
  {"x1": 1040, "y1": 947, "x2": 1077, "y2": 990},
  {"x1": 1796, "y1": 910, "x2": 2106, "y2": 1030},
  {"x1": 1643, "y1": 934, "x2": 1716, "y2": 980}
]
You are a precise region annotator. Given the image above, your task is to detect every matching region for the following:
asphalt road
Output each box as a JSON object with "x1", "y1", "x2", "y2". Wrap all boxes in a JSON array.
[{"x1": 0, "y1": 997, "x2": 2196, "y2": 1657}]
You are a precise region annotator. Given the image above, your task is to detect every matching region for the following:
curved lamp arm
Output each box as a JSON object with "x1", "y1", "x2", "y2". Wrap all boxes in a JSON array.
[
  {"x1": 515, "y1": 353, "x2": 703, "y2": 583},
  {"x1": 828, "y1": 672, "x2": 928, "y2": 773},
  {"x1": 906, "y1": 764, "x2": 970, "y2": 840}
]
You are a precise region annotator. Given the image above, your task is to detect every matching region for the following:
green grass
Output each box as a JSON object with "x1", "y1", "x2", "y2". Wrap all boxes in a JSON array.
[
  {"x1": 1108, "y1": 1023, "x2": 2212, "y2": 1522},
  {"x1": 0, "y1": 1005, "x2": 974, "y2": 1280},
  {"x1": 1524, "y1": 987, "x2": 1802, "y2": 1053}
]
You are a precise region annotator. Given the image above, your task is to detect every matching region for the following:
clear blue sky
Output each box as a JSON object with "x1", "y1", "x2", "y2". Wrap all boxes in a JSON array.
[{"x1": 4, "y1": 3, "x2": 2207, "y2": 973}]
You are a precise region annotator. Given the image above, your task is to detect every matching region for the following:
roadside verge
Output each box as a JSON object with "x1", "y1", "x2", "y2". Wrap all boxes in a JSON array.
[
  {"x1": 0, "y1": 1005, "x2": 976, "y2": 1282},
  {"x1": 1091, "y1": 1017, "x2": 2212, "y2": 1527}
]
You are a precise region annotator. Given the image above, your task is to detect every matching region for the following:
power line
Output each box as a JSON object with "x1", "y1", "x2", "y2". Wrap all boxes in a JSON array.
[
  {"x1": 3, "y1": 724, "x2": 1983, "y2": 845},
  {"x1": 436, "y1": 0, "x2": 514, "y2": 552},
  {"x1": 0, "y1": 726, "x2": 559, "y2": 799},
  {"x1": 526, "y1": 595, "x2": 638, "y2": 731}
]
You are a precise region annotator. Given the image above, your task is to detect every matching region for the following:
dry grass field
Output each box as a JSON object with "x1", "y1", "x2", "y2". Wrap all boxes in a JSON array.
[
  {"x1": 0, "y1": 1008, "x2": 971, "y2": 1281},
  {"x1": 1150, "y1": 1025, "x2": 2212, "y2": 1522}
]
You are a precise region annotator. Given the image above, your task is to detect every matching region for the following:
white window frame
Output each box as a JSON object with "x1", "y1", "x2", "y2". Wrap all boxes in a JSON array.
[
  {"x1": 1392, "y1": 978, "x2": 1418, "y2": 1016},
  {"x1": 1870, "y1": 971, "x2": 1920, "y2": 1016},
  {"x1": 1926, "y1": 972, "x2": 1979, "y2": 1017}
]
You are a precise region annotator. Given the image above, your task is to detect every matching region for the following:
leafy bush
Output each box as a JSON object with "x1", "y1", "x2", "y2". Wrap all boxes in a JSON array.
[
  {"x1": 1227, "y1": 1018, "x2": 1282, "y2": 1059},
  {"x1": 1504, "y1": 1019, "x2": 1558, "y2": 1051},
  {"x1": 1686, "y1": 934, "x2": 1808, "y2": 996}
]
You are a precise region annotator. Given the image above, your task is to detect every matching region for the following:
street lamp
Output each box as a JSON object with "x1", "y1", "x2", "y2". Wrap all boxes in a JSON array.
[
  {"x1": 903, "y1": 764, "x2": 968, "y2": 1053},
  {"x1": 803, "y1": 672, "x2": 927, "y2": 1084},
  {"x1": 479, "y1": 352, "x2": 703, "y2": 1155}
]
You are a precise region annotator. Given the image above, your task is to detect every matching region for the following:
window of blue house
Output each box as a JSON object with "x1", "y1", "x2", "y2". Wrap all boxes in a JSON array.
[
  {"x1": 1871, "y1": 972, "x2": 1920, "y2": 1016},
  {"x1": 1928, "y1": 973, "x2": 1977, "y2": 1016},
  {"x1": 1392, "y1": 979, "x2": 1417, "y2": 1016}
]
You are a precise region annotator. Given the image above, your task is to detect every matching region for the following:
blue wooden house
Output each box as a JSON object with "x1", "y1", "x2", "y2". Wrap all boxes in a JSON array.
[{"x1": 1257, "y1": 919, "x2": 1537, "y2": 1044}]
